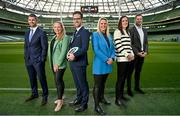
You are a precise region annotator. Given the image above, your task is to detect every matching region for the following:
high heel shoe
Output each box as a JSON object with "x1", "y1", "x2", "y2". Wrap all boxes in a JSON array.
[
  {"x1": 95, "y1": 105, "x2": 106, "y2": 115},
  {"x1": 54, "y1": 100, "x2": 58, "y2": 104},
  {"x1": 100, "y1": 98, "x2": 111, "y2": 105},
  {"x1": 54, "y1": 96, "x2": 65, "y2": 104},
  {"x1": 54, "y1": 99, "x2": 63, "y2": 112}
]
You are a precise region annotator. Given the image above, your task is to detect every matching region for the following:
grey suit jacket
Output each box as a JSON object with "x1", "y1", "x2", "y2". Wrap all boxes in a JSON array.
[{"x1": 129, "y1": 26, "x2": 148, "y2": 56}]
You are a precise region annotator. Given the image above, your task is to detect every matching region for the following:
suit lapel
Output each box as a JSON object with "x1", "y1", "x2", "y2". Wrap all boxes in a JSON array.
[
  {"x1": 99, "y1": 32, "x2": 110, "y2": 50},
  {"x1": 76, "y1": 26, "x2": 84, "y2": 36},
  {"x1": 52, "y1": 40, "x2": 59, "y2": 53},
  {"x1": 134, "y1": 26, "x2": 141, "y2": 44},
  {"x1": 134, "y1": 26, "x2": 140, "y2": 40},
  {"x1": 71, "y1": 26, "x2": 84, "y2": 44}
]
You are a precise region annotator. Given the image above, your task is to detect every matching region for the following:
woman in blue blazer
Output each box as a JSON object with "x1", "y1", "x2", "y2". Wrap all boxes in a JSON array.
[{"x1": 92, "y1": 17, "x2": 115, "y2": 115}]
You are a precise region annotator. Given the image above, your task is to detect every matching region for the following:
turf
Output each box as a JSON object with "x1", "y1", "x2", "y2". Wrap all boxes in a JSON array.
[
  {"x1": 0, "y1": 90, "x2": 180, "y2": 115},
  {"x1": 0, "y1": 42, "x2": 180, "y2": 114},
  {"x1": 0, "y1": 42, "x2": 180, "y2": 88}
]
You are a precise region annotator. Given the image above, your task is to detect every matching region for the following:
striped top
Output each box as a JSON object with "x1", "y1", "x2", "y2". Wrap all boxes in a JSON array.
[{"x1": 113, "y1": 29, "x2": 134, "y2": 62}]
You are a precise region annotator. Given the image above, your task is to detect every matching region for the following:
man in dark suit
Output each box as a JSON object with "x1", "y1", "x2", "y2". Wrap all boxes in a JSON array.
[
  {"x1": 128, "y1": 14, "x2": 148, "y2": 95},
  {"x1": 67, "y1": 11, "x2": 90, "y2": 112},
  {"x1": 24, "y1": 14, "x2": 48, "y2": 106}
]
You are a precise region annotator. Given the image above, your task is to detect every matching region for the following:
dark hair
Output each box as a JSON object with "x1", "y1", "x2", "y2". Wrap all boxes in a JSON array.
[
  {"x1": 28, "y1": 14, "x2": 38, "y2": 20},
  {"x1": 135, "y1": 14, "x2": 142, "y2": 19},
  {"x1": 117, "y1": 16, "x2": 129, "y2": 35},
  {"x1": 73, "y1": 11, "x2": 83, "y2": 19}
]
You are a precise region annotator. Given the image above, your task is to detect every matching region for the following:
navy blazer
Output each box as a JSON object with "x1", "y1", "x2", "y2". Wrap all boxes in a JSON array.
[
  {"x1": 129, "y1": 26, "x2": 148, "y2": 55},
  {"x1": 69, "y1": 26, "x2": 90, "y2": 66},
  {"x1": 24, "y1": 27, "x2": 48, "y2": 65}
]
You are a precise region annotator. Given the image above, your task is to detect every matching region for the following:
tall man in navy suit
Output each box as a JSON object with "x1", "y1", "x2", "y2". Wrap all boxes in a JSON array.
[
  {"x1": 128, "y1": 14, "x2": 148, "y2": 95},
  {"x1": 24, "y1": 14, "x2": 48, "y2": 106},
  {"x1": 67, "y1": 11, "x2": 90, "y2": 112}
]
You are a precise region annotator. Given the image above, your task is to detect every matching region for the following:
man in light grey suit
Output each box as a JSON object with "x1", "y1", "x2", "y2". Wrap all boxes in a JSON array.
[{"x1": 128, "y1": 14, "x2": 148, "y2": 96}]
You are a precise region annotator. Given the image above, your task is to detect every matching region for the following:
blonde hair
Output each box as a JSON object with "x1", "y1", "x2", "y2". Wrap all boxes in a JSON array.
[
  {"x1": 97, "y1": 17, "x2": 110, "y2": 37},
  {"x1": 53, "y1": 21, "x2": 66, "y2": 40}
]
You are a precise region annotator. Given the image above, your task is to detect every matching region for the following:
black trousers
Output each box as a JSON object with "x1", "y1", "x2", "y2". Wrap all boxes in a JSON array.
[
  {"x1": 116, "y1": 62, "x2": 131, "y2": 100},
  {"x1": 53, "y1": 69, "x2": 66, "y2": 99},
  {"x1": 93, "y1": 74, "x2": 108, "y2": 104},
  {"x1": 127, "y1": 56, "x2": 144, "y2": 90}
]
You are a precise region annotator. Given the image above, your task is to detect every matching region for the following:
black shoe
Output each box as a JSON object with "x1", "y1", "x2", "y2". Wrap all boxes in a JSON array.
[
  {"x1": 100, "y1": 98, "x2": 111, "y2": 105},
  {"x1": 135, "y1": 88, "x2": 145, "y2": 94},
  {"x1": 41, "y1": 98, "x2": 47, "y2": 106},
  {"x1": 95, "y1": 105, "x2": 106, "y2": 115},
  {"x1": 75, "y1": 104, "x2": 88, "y2": 112},
  {"x1": 69, "y1": 99, "x2": 81, "y2": 106},
  {"x1": 115, "y1": 99, "x2": 124, "y2": 107},
  {"x1": 127, "y1": 90, "x2": 134, "y2": 97},
  {"x1": 25, "y1": 95, "x2": 38, "y2": 102}
]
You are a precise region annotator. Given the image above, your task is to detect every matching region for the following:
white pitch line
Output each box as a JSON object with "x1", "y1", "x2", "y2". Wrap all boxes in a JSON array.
[{"x1": 0, "y1": 88, "x2": 180, "y2": 91}]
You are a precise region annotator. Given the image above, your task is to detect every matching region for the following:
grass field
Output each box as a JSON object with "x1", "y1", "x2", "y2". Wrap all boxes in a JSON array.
[{"x1": 0, "y1": 42, "x2": 180, "y2": 115}]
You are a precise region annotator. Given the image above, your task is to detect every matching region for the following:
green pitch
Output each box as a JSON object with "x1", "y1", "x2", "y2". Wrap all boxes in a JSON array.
[{"x1": 0, "y1": 42, "x2": 180, "y2": 114}]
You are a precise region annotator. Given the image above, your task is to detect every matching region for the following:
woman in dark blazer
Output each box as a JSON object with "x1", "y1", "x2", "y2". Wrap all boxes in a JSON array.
[
  {"x1": 92, "y1": 17, "x2": 115, "y2": 115},
  {"x1": 48, "y1": 21, "x2": 70, "y2": 112}
]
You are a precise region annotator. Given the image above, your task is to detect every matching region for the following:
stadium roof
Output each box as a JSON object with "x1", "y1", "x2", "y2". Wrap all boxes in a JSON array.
[{"x1": 0, "y1": 0, "x2": 179, "y2": 17}]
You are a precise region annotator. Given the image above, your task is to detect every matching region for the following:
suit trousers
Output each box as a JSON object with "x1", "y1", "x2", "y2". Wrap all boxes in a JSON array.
[
  {"x1": 26, "y1": 61, "x2": 48, "y2": 98},
  {"x1": 128, "y1": 56, "x2": 144, "y2": 90},
  {"x1": 134, "y1": 56, "x2": 144, "y2": 89},
  {"x1": 70, "y1": 65, "x2": 89, "y2": 106}
]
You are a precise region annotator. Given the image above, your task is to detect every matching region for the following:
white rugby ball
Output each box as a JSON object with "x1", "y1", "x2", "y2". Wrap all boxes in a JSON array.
[{"x1": 67, "y1": 47, "x2": 79, "y2": 58}]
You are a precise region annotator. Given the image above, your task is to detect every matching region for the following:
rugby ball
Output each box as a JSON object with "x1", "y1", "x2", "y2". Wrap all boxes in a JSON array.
[{"x1": 67, "y1": 47, "x2": 79, "y2": 58}]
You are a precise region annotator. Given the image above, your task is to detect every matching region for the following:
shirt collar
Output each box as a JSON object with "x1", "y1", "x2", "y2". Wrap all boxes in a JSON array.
[
  {"x1": 30, "y1": 26, "x2": 38, "y2": 31},
  {"x1": 76, "y1": 26, "x2": 83, "y2": 32},
  {"x1": 134, "y1": 24, "x2": 142, "y2": 29}
]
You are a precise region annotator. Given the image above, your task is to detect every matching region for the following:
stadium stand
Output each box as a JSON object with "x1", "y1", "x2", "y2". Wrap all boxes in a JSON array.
[{"x1": 0, "y1": 7, "x2": 179, "y2": 42}]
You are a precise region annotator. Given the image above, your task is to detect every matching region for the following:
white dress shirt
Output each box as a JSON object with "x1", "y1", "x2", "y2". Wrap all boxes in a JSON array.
[{"x1": 135, "y1": 24, "x2": 144, "y2": 51}]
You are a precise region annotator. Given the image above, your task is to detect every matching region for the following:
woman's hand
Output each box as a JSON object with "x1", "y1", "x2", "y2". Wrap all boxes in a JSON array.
[
  {"x1": 53, "y1": 64, "x2": 59, "y2": 72},
  {"x1": 127, "y1": 54, "x2": 134, "y2": 61},
  {"x1": 107, "y1": 58, "x2": 113, "y2": 64}
]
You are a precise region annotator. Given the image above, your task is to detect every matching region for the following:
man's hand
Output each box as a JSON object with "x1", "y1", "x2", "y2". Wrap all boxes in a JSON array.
[
  {"x1": 67, "y1": 53, "x2": 75, "y2": 61},
  {"x1": 138, "y1": 52, "x2": 147, "y2": 57}
]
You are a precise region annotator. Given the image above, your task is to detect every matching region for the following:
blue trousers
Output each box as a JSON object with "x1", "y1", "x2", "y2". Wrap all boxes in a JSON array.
[{"x1": 70, "y1": 65, "x2": 89, "y2": 106}]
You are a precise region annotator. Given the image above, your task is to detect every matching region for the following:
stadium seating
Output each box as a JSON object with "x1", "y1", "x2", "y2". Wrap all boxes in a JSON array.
[{"x1": 0, "y1": 8, "x2": 179, "y2": 42}]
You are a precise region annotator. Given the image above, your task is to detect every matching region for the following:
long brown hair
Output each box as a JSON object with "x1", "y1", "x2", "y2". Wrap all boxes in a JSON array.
[{"x1": 118, "y1": 16, "x2": 129, "y2": 35}]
